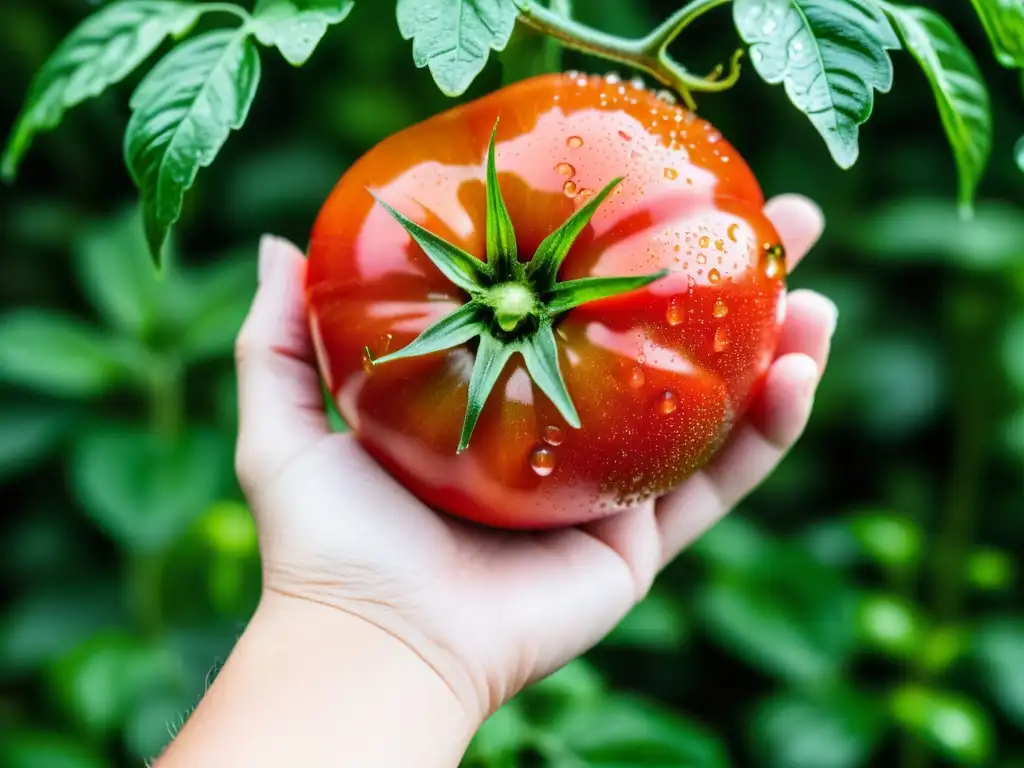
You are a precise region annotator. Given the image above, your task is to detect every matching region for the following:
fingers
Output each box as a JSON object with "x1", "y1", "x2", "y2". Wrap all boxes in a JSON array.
[
  {"x1": 763, "y1": 194, "x2": 825, "y2": 272},
  {"x1": 235, "y1": 235, "x2": 327, "y2": 495},
  {"x1": 655, "y1": 291, "x2": 836, "y2": 566}
]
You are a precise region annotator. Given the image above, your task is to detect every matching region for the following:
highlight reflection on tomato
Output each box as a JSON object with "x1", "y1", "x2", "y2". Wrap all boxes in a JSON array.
[{"x1": 305, "y1": 71, "x2": 787, "y2": 530}]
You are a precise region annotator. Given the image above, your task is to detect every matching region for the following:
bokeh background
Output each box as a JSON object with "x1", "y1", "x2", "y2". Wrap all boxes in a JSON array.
[{"x1": 1, "y1": 1, "x2": 1022, "y2": 766}]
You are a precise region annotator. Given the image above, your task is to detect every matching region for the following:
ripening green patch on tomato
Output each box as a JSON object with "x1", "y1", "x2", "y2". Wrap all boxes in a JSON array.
[{"x1": 305, "y1": 72, "x2": 786, "y2": 530}]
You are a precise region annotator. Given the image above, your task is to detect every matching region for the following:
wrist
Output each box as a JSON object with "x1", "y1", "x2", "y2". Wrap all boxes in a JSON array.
[{"x1": 158, "y1": 590, "x2": 476, "y2": 767}]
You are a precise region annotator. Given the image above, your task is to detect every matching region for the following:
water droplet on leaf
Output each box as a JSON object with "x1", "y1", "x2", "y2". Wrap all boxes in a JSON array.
[{"x1": 529, "y1": 447, "x2": 557, "y2": 477}]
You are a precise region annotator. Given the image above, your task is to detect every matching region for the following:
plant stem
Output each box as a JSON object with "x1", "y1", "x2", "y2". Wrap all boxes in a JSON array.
[{"x1": 514, "y1": 0, "x2": 741, "y2": 110}]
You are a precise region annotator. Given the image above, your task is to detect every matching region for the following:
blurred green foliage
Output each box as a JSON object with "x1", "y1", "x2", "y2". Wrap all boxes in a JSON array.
[{"x1": 1, "y1": 1, "x2": 1022, "y2": 766}]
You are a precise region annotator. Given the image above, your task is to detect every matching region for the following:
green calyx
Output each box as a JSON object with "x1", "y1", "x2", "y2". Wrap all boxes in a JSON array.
[{"x1": 365, "y1": 118, "x2": 667, "y2": 452}]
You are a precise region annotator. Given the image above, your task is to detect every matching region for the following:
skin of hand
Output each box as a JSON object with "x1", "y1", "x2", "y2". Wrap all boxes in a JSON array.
[{"x1": 157, "y1": 194, "x2": 834, "y2": 768}]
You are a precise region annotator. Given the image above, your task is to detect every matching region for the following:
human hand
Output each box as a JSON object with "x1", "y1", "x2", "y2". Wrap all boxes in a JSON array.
[{"x1": 232, "y1": 193, "x2": 833, "y2": 729}]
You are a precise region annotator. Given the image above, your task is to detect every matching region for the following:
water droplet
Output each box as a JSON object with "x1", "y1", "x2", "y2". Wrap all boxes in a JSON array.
[
  {"x1": 727, "y1": 223, "x2": 739, "y2": 242},
  {"x1": 563, "y1": 180, "x2": 578, "y2": 198},
  {"x1": 696, "y1": 253, "x2": 707, "y2": 265},
  {"x1": 714, "y1": 326, "x2": 730, "y2": 352},
  {"x1": 708, "y1": 268, "x2": 721, "y2": 284},
  {"x1": 656, "y1": 89, "x2": 677, "y2": 104},
  {"x1": 567, "y1": 135, "x2": 583, "y2": 148},
  {"x1": 715, "y1": 238, "x2": 725, "y2": 251},
  {"x1": 637, "y1": 353, "x2": 646, "y2": 364},
  {"x1": 699, "y1": 235, "x2": 710, "y2": 248},
  {"x1": 578, "y1": 188, "x2": 594, "y2": 199},
  {"x1": 750, "y1": 48, "x2": 763, "y2": 65},
  {"x1": 543, "y1": 425, "x2": 564, "y2": 446},
  {"x1": 361, "y1": 348, "x2": 374, "y2": 374},
  {"x1": 629, "y1": 76, "x2": 646, "y2": 90},
  {"x1": 618, "y1": 130, "x2": 632, "y2": 141},
  {"x1": 762, "y1": 243, "x2": 786, "y2": 279},
  {"x1": 628, "y1": 367, "x2": 646, "y2": 388},
  {"x1": 713, "y1": 297, "x2": 729, "y2": 317},
  {"x1": 762, "y1": 18, "x2": 777, "y2": 34},
  {"x1": 555, "y1": 162, "x2": 575, "y2": 177},
  {"x1": 666, "y1": 298, "x2": 683, "y2": 326},
  {"x1": 789, "y1": 38, "x2": 804, "y2": 58},
  {"x1": 664, "y1": 167, "x2": 678, "y2": 180},
  {"x1": 658, "y1": 390, "x2": 678, "y2": 415},
  {"x1": 605, "y1": 71, "x2": 621, "y2": 84},
  {"x1": 529, "y1": 446, "x2": 557, "y2": 477}
]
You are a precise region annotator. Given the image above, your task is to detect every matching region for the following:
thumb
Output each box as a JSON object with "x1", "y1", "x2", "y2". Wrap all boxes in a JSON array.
[{"x1": 234, "y1": 235, "x2": 327, "y2": 495}]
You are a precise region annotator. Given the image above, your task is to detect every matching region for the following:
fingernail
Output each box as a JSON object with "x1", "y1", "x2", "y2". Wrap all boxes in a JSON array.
[
  {"x1": 258, "y1": 234, "x2": 281, "y2": 284},
  {"x1": 823, "y1": 297, "x2": 839, "y2": 338}
]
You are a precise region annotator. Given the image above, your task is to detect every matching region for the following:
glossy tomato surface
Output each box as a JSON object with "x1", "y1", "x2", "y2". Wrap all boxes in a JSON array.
[{"x1": 306, "y1": 72, "x2": 786, "y2": 529}]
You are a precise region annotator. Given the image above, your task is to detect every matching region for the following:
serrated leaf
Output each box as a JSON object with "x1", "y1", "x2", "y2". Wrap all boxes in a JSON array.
[
  {"x1": 2, "y1": 0, "x2": 202, "y2": 180},
  {"x1": 253, "y1": 0, "x2": 354, "y2": 66},
  {"x1": 396, "y1": 0, "x2": 518, "y2": 97},
  {"x1": 0, "y1": 310, "x2": 140, "y2": 397},
  {"x1": 884, "y1": 4, "x2": 992, "y2": 217},
  {"x1": 733, "y1": 0, "x2": 901, "y2": 168},
  {"x1": 970, "y1": 0, "x2": 1024, "y2": 68},
  {"x1": 125, "y1": 30, "x2": 261, "y2": 263}
]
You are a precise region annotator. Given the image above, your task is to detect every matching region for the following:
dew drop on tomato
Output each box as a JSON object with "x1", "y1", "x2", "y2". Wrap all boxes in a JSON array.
[
  {"x1": 762, "y1": 243, "x2": 786, "y2": 279},
  {"x1": 529, "y1": 447, "x2": 557, "y2": 477},
  {"x1": 664, "y1": 167, "x2": 678, "y2": 180},
  {"x1": 713, "y1": 297, "x2": 729, "y2": 317},
  {"x1": 727, "y1": 223, "x2": 739, "y2": 242},
  {"x1": 563, "y1": 180, "x2": 578, "y2": 198},
  {"x1": 708, "y1": 268, "x2": 721, "y2": 284},
  {"x1": 628, "y1": 367, "x2": 646, "y2": 388},
  {"x1": 566, "y1": 135, "x2": 583, "y2": 148},
  {"x1": 714, "y1": 326, "x2": 730, "y2": 352},
  {"x1": 658, "y1": 391, "x2": 678, "y2": 415},
  {"x1": 543, "y1": 425, "x2": 564, "y2": 446},
  {"x1": 555, "y1": 162, "x2": 575, "y2": 177}
]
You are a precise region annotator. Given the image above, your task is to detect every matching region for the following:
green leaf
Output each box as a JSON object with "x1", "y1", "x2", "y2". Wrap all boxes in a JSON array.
[
  {"x1": 855, "y1": 197, "x2": 1024, "y2": 270},
  {"x1": 849, "y1": 511, "x2": 923, "y2": 569},
  {"x1": 551, "y1": 694, "x2": 729, "y2": 768},
  {"x1": 123, "y1": 691, "x2": 191, "y2": 761},
  {"x1": 883, "y1": 4, "x2": 992, "y2": 217},
  {"x1": 50, "y1": 631, "x2": 178, "y2": 736},
  {"x1": 125, "y1": 29, "x2": 262, "y2": 263},
  {"x1": 856, "y1": 592, "x2": 927, "y2": 659},
  {"x1": 0, "y1": 399, "x2": 74, "y2": 480},
  {"x1": 521, "y1": 322, "x2": 580, "y2": 429},
  {"x1": 176, "y1": 256, "x2": 258, "y2": 362},
  {"x1": 969, "y1": 0, "x2": 1024, "y2": 68},
  {"x1": 733, "y1": 0, "x2": 901, "y2": 168},
  {"x1": 369, "y1": 302, "x2": 484, "y2": 366},
  {"x1": 0, "y1": 731, "x2": 107, "y2": 768},
  {"x1": 484, "y1": 120, "x2": 518, "y2": 280},
  {"x1": 545, "y1": 271, "x2": 668, "y2": 314},
  {"x1": 253, "y1": 0, "x2": 354, "y2": 66},
  {"x1": 966, "y1": 547, "x2": 1014, "y2": 591},
  {"x1": 73, "y1": 207, "x2": 169, "y2": 338},
  {"x1": 459, "y1": 331, "x2": 514, "y2": 451},
  {"x1": 465, "y1": 700, "x2": 531, "y2": 765},
  {"x1": 396, "y1": 0, "x2": 518, "y2": 96},
  {"x1": 70, "y1": 424, "x2": 229, "y2": 552},
  {"x1": 0, "y1": 310, "x2": 139, "y2": 397},
  {"x1": 891, "y1": 685, "x2": 994, "y2": 765},
  {"x1": 1, "y1": 0, "x2": 202, "y2": 180},
  {"x1": 1016, "y1": 135, "x2": 1024, "y2": 173},
  {"x1": 528, "y1": 176, "x2": 622, "y2": 289},
  {"x1": 971, "y1": 617, "x2": 1024, "y2": 727},
  {"x1": 751, "y1": 687, "x2": 888, "y2": 768},
  {"x1": 372, "y1": 193, "x2": 493, "y2": 293},
  {"x1": 604, "y1": 591, "x2": 689, "y2": 650}
]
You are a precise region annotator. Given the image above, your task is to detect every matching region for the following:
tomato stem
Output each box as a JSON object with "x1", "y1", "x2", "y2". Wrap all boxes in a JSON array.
[
  {"x1": 489, "y1": 283, "x2": 537, "y2": 333},
  {"x1": 513, "y1": 0, "x2": 742, "y2": 110}
]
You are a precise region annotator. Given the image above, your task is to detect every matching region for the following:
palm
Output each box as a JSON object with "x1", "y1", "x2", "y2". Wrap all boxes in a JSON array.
[{"x1": 235, "y1": 194, "x2": 835, "y2": 716}]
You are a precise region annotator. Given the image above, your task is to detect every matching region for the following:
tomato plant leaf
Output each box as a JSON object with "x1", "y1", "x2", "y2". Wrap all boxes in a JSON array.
[
  {"x1": 891, "y1": 685, "x2": 994, "y2": 765},
  {"x1": 459, "y1": 331, "x2": 515, "y2": 452},
  {"x1": 971, "y1": 617, "x2": 1024, "y2": 727},
  {"x1": 1, "y1": 0, "x2": 203, "y2": 181},
  {"x1": 252, "y1": 0, "x2": 354, "y2": 66},
  {"x1": 545, "y1": 271, "x2": 668, "y2": 315},
  {"x1": 521, "y1": 323, "x2": 581, "y2": 429},
  {"x1": 969, "y1": 0, "x2": 1024, "y2": 68},
  {"x1": 368, "y1": 302, "x2": 485, "y2": 366},
  {"x1": 124, "y1": 30, "x2": 262, "y2": 264},
  {"x1": 484, "y1": 120, "x2": 519, "y2": 281},
  {"x1": 396, "y1": 0, "x2": 519, "y2": 97},
  {"x1": 883, "y1": 4, "x2": 992, "y2": 218},
  {"x1": 372, "y1": 193, "x2": 493, "y2": 293},
  {"x1": 70, "y1": 424, "x2": 229, "y2": 552},
  {"x1": 527, "y1": 176, "x2": 623, "y2": 289},
  {"x1": 0, "y1": 311, "x2": 141, "y2": 398},
  {"x1": 733, "y1": 0, "x2": 901, "y2": 169},
  {"x1": 1016, "y1": 134, "x2": 1024, "y2": 173}
]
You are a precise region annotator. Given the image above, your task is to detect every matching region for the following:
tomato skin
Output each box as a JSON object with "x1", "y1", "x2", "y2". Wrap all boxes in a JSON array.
[{"x1": 305, "y1": 72, "x2": 785, "y2": 529}]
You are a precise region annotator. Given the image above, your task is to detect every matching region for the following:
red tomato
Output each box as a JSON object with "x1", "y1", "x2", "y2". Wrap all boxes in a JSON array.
[{"x1": 305, "y1": 72, "x2": 786, "y2": 529}]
